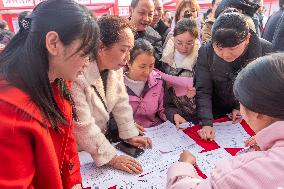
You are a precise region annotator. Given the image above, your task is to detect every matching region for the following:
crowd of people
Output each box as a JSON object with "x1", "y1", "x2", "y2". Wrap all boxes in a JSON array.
[{"x1": 0, "y1": 0, "x2": 283, "y2": 188}]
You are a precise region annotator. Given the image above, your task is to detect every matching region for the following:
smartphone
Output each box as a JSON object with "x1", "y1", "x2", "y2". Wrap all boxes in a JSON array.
[{"x1": 115, "y1": 141, "x2": 144, "y2": 158}]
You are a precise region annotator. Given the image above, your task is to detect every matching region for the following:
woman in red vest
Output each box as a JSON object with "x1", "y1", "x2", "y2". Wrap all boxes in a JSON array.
[{"x1": 0, "y1": 0, "x2": 100, "y2": 188}]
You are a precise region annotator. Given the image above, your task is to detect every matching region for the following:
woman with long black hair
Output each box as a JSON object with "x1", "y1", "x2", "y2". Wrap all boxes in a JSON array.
[{"x1": 0, "y1": 0, "x2": 100, "y2": 188}]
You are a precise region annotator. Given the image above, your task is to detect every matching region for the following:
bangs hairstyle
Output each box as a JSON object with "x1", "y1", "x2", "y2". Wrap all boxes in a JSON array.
[
  {"x1": 130, "y1": 39, "x2": 155, "y2": 64},
  {"x1": 0, "y1": 0, "x2": 100, "y2": 130},
  {"x1": 212, "y1": 11, "x2": 249, "y2": 48},
  {"x1": 27, "y1": 2, "x2": 100, "y2": 61},
  {"x1": 173, "y1": 18, "x2": 198, "y2": 39},
  {"x1": 98, "y1": 15, "x2": 134, "y2": 48}
]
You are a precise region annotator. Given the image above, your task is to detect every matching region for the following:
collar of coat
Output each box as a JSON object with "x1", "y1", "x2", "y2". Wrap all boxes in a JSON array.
[
  {"x1": 124, "y1": 69, "x2": 163, "y2": 97},
  {"x1": 160, "y1": 37, "x2": 200, "y2": 71},
  {"x1": 125, "y1": 69, "x2": 162, "y2": 88},
  {"x1": 135, "y1": 26, "x2": 162, "y2": 43},
  {"x1": 0, "y1": 79, "x2": 71, "y2": 128},
  {"x1": 216, "y1": 32, "x2": 264, "y2": 70},
  {"x1": 83, "y1": 62, "x2": 122, "y2": 108},
  {"x1": 256, "y1": 121, "x2": 284, "y2": 151}
]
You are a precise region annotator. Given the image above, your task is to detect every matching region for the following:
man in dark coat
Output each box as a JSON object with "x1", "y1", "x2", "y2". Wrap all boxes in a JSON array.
[
  {"x1": 151, "y1": 0, "x2": 170, "y2": 45},
  {"x1": 272, "y1": 10, "x2": 284, "y2": 52},
  {"x1": 0, "y1": 20, "x2": 14, "y2": 51},
  {"x1": 130, "y1": 0, "x2": 163, "y2": 70},
  {"x1": 262, "y1": 0, "x2": 284, "y2": 42}
]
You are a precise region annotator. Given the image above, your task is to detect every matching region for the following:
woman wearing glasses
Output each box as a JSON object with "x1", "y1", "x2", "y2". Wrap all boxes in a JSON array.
[{"x1": 161, "y1": 18, "x2": 200, "y2": 128}]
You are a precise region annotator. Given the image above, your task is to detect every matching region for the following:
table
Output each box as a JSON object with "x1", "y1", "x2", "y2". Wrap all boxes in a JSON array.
[{"x1": 84, "y1": 118, "x2": 255, "y2": 188}]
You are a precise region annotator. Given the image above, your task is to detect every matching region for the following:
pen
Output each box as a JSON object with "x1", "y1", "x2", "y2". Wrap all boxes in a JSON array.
[
  {"x1": 237, "y1": 144, "x2": 258, "y2": 154},
  {"x1": 226, "y1": 113, "x2": 242, "y2": 119}
]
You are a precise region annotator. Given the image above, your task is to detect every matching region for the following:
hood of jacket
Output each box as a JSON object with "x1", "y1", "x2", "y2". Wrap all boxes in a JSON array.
[{"x1": 161, "y1": 37, "x2": 200, "y2": 71}]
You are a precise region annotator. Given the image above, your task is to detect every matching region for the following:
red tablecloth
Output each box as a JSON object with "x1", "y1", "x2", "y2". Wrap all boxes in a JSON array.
[
  {"x1": 85, "y1": 118, "x2": 255, "y2": 188},
  {"x1": 183, "y1": 117, "x2": 255, "y2": 179}
]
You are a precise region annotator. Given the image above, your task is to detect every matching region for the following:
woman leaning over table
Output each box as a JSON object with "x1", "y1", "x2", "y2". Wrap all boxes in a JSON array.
[
  {"x1": 194, "y1": 9, "x2": 272, "y2": 141},
  {"x1": 71, "y1": 15, "x2": 152, "y2": 175},
  {"x1": 167, "y1": 53, "x2": 284, "y2": 189},
  {"x1": 0, "y1": 0, "x2": 100, "y2": 188}
]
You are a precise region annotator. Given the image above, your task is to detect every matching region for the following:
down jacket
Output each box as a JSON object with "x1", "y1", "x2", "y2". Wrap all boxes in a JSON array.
[{"x1": 195, "y1": 33, "x2": 272, "y2": 126}]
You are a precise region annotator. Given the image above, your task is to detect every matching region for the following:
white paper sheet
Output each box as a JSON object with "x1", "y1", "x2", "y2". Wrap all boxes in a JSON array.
[
  {"x1": 79, "y1": 151, "x2": 93, "y2": 166},
  {"x1": 116, "y1": 148, "x2": 163, "y2": 171},
  {"x1": 145, "y1": 121, "x2": 196, "y2": 152},
  {"x1": 80, "y1": 163, "x2": 119, "y2": 187},
  {"x1": 196, "y1": 148, "x2": 232, "y2": 177},
  {"x1": 80, "y1": 121, "x2": 204, "y2": 189},
  {"x1": 213, "y1": 121, "x2": 251, "y2": 148}
]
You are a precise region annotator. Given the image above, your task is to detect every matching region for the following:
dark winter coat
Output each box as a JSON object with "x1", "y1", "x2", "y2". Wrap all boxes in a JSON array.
[
  {"x1": 272, "y1": 10, "x2": 284, "y2": 52},
  {"x1": 161, "y1": 38, "x2": 200, "y2": 124},
  {"x1": 262, "y1": 8, "x2": 284, "y2": 43},
  {"x1": 135, "y1": 26, "x2": 163, "y2": 70},
  {"x1": 152, "y1": 19, "x2": 170, "y2": 46},
  {"x1": 194, "y1": 33, "x2": 272, "y2": 126}
]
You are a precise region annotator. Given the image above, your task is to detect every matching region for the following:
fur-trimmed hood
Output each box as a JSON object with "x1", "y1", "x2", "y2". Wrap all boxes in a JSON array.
[{"x1": 161, "y1": 37, "x2": 200, "y2": 72}]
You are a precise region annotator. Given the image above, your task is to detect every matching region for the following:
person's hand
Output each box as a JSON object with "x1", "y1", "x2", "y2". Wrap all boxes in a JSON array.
[
  {"x1": 173, "y1": 114, "x2": 187, "y2": 129},
  {"x1": 135, "y1": 123, "x2": 145, "y2": 136},
  {"x1": 229, "y1": 109, "x2": 243, "y2": 124},
  {"x1": 186, "y1": 87, "x2": 196, "y2": 98},
  {"x1": 179, "y1": 150, "x2": 196, "y2": 165},
  {"x1": 198, "y1": 126, "x2": 215, "y2": 141},
  {"x1": 126, "y1": 136, "x2": 152, "y2": 149},
  {"x1": 108, "y1": 155, "x2": 143, "y2": 174},
  {"x1": 245, "y1": 136, "x2": 261, "y2": 151},
  {"x1": 71, "y1": 184, "x2": 82, "y2": 189}
]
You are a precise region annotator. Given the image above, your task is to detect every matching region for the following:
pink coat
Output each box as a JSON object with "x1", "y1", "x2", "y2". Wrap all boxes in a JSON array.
[
  {"x1": 125, "y1": 70, "x2": 167, "y2": 128},
  {"x1": 167, "y1": 121, "x2": 284, "y2": 189}
]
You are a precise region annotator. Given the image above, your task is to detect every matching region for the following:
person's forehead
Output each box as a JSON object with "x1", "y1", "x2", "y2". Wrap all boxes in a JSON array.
[
  {"x1": 136, "y1": 53, "x2": 155, "y2": 61},
  {"x1": 136, "y1": 0, "x2": 155, "y2": 10},
  {"x1": 154, "y1": 0, "x2": 163, "y2": 7},
  {"x1": 175, "y1": 32, "x2": 194, "y2": 41}
]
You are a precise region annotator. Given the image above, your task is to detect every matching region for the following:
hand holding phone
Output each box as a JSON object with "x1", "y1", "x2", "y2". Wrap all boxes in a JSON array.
[
  {"x1": 115, "y1": 141, "x2": 145, "y2": 158},
  {"x1": 127, "y1": 136, "x2": 152, "y2": 149}
]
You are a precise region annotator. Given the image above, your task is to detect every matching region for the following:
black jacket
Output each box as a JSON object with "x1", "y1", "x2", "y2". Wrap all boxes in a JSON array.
[
  {"x1": 152, "y1": 19, "x2": 170, "y2": 45},
  {"x1": 262, "y1": 8, "x2": 284, "y2": 42},
  {"x1": 272, "y1": 10, "x2": 284, "y2": 51},
  {"x1": 136, "y1": 26, "x2": 163, "y2": 70},
  {"x1": 195, "y1": 34, "x2": 272, "y2": 126}
]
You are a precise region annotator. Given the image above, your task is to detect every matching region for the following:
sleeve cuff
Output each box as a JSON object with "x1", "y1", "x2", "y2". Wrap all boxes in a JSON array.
[
  {"x1": 167, "y1": 162, "x2": 201, "y2": 189},
  {"x1": 199, "y1": 120, "x2": 213, "y2": 127},
  {"x1": 118, "y1": 121, "x2": 139, "y2": 140},
  {"x1": 91, "y1": 141, "x2": 117, "y2": 166}
]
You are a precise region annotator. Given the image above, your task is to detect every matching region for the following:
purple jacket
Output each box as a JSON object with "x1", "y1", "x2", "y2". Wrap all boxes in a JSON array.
[{"x1": 124, "y1": 70, "x2": 167, "y2": 128}]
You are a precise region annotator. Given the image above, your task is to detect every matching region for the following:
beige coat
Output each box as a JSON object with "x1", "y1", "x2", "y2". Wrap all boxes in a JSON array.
[{"x1": 71, "y1": 63, "x2": 139, "y2": 166}]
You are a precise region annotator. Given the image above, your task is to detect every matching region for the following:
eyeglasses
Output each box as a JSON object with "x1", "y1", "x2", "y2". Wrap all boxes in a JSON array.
[{"x1": 175, "y1": 40, "x2": 195, "y2": 47}]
